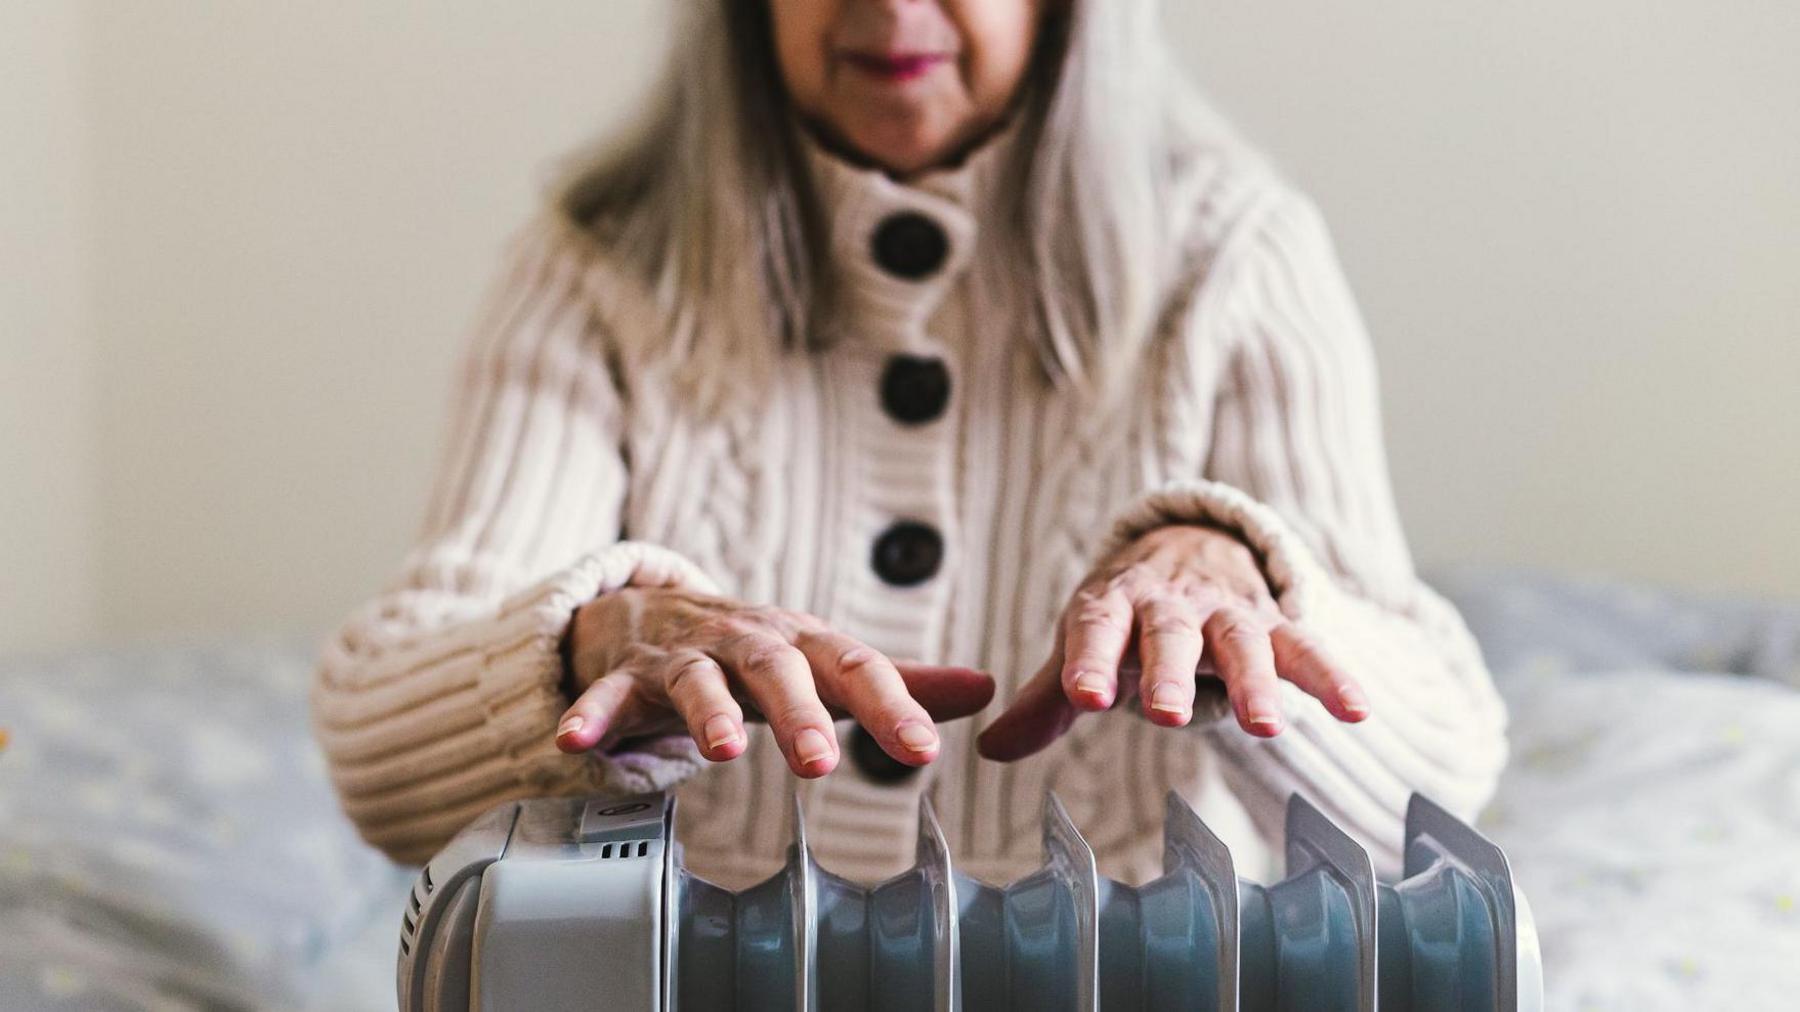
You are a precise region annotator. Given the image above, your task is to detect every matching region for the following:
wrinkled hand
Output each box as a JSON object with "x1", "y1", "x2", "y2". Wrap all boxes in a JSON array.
[
  {"x1": 977, "y1": 524, "x2": 1368, "y2": 761},
  {"x1": 555, "y1": 587, "x2": 995, "y2": 777}
]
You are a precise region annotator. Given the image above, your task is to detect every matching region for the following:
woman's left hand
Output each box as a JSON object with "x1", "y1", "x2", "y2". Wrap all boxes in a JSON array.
[{"x1": 976, "y1": 524, "x2": 1370, "y2": 761}]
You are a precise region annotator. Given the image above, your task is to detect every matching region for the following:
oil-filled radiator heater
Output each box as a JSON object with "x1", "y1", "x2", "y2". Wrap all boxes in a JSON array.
[{"x1": 397, "y1": 788, "x2": 1541, "y2": 1010}]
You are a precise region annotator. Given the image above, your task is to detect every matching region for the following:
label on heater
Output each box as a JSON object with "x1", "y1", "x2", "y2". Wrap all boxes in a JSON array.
[{"x1": 577, "y1": 794, "x2": 667, "y2": 845}]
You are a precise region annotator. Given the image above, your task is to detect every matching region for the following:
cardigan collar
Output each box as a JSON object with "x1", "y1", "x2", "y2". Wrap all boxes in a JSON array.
[{"x1": 798, "y1": 120, "x2": 1022, "y2": 348}]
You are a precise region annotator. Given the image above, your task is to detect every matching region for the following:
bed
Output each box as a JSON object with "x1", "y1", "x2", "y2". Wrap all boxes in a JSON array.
[{"x1": 2, "y1": 567, "x2": 1796, "y2": 1010}]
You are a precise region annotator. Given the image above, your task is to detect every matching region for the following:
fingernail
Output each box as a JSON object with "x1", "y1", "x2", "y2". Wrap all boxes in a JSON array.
[
  {"x1": 556, "y1": 715, "x2": 584, "y2": 739},
  {"x1": 793, "y1": 728, "x2": 833, "y2": 765},
  {"x1": 895, "y1": 722, "x2": 937, "y2": 753},
  {"x1": 1338, "y1": 687, "x2": 1370, "y2": 718},
  {"x1": 1248, "y1": 712, "x2": 1284, "y2": 732},
  {"x1": 704, "y1": 714, "x2": 741, "y2": 751},
  {"x1": 1149, "y1": 683, "x2": 1189, "y2": 715},
  {"x1": 1073, "y1": 673, "x2": 1110, "y2": 698}
]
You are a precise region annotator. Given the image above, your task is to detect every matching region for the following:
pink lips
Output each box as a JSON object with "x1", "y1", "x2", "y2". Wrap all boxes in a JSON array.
[{"x1": 843, "y1": 52, "x2": 949, "y2": 83}]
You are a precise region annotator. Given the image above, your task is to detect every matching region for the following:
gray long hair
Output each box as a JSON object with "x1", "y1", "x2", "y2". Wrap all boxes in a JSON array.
[{"x1": 555, "y1": 0, "x2": 1202, "y2": 406}]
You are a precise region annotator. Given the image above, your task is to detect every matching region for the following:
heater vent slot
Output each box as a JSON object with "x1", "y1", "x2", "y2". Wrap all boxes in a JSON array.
[{"x1": 597, "y1": 839, "x2": 653, "y2": 861}]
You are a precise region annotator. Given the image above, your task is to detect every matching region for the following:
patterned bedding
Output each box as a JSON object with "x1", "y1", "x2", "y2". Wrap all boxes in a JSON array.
[
  {"x1": 0, "y1": 644, "x2": 409, "y2": 1010},
  {"x1": 0, "y1": 568, "x2": 1796, "y2": 1010}
]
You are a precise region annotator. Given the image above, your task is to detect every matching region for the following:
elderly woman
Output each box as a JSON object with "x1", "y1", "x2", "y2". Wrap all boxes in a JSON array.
[{"x1": 312, "y1": 0, "x2": 1507, "y2": 889}]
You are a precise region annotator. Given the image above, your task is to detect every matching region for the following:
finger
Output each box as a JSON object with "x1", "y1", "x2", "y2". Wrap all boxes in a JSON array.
[
  {"x1": 659, "y1": 650, "x2": 749, "y2": 761},
  {"x1": 1135, "y1": 594, "x2": 1203, "y2": 727},
  {"x1": 796, "y1": 631, "x2": 941, "y2": 766},
  {"x1": 1203, "y1": 607, "x2": 1284, "y2": 736},
  {"x1": 976, "y1": 645, "x2": 1081, "y2": 762},
  {"x1": 1271, "y1": 623, "x2": 1369, "y2": 722},
  {"x1": 892, "y1": 662, "x2": 997, "y2": 720},
  {"x1": 1060, "y1": 586, "x2": 1134, "y2": 710},
  {"x1": 555, "y1": 670, "x2": 637, "y2": 753},
  {"x1": 714, "y1": 632, "x2": 839, "y2": 777}
]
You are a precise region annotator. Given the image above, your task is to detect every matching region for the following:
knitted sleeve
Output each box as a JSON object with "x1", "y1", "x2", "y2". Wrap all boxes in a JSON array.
[
  {"x1": 1104, "y1": 191, "x2": 1510, "y2": 876},
  {"x1": 309, "y1": 218, "x2": 714, "y2": 865}
]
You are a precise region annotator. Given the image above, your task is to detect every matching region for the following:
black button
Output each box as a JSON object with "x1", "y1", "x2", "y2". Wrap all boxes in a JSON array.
[
  {"x1": 872, "y1": 521, "x2": 943, "y2": 587},
  {"x1": 880, "y1": 355, "x2": 951, "y2": 425},
  {"x1": 849, "y1": 725, "x2": 921, "y2": 784},
  {"x1": 870, "y1": 211, "x2": 949, "y2": 280}
]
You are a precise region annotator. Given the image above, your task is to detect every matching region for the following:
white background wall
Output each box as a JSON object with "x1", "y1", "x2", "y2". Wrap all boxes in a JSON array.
[
  {"x1": 2, "y1": 3, "x2": 98, "y2": 651},
  {"x1": 3, "y1": 1, "x2": 1796, "y2": 654}
]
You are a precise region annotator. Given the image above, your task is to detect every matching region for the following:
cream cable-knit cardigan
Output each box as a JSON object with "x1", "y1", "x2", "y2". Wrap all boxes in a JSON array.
[{"x1": 311, "y1": 124, "x2": 1508, "y2": 889}]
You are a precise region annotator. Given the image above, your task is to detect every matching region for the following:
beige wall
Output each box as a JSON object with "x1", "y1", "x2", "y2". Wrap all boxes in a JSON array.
[
  {"x1": 4, "y1": 2, "x2": 1796, "y2": 652},
  {"x1": 83, "y1": 2, "x2": 668, "y2": 643},
  {"x1": 1171, "y1": 0, "x2": 1800, "y2": 600},
  {"x1": 1, "y1": 2, "x2": 99, "y2": 652}
]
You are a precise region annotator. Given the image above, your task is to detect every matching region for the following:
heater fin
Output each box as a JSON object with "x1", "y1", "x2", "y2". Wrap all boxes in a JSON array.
[
  {"x1": 1402, "y1": 794, "x2": 1543, "y2": 1012},
  {"x1": 660, "y1": 795, "x2": 679, "y2": 1012},
  {"x1": 1160, "y1": 790, "x2": 1240, "y2": 1010},
  {"x1": 1042, "y1": 793, "x2": 1101, "y2": 1011},
  {"x1": 916, "y1": 795, "x2": 961, "y2": 1012},
  {"x1": 1282, "y1": 794, "x2": 1378, "y2": 1011},
  {"x1": 789, "y1": 793, "x2": 819, "y2": 1012}
]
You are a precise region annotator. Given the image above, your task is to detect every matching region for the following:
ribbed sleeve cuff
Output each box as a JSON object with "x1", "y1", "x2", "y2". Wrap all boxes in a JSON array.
[{"x1": 475, "y1": 541, "x2": 722, "y2": 798}]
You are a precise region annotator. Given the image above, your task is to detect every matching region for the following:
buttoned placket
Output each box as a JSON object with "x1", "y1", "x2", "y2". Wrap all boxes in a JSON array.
[
  {"x1": 775, "y1": 126, "x2": 1023, "y2": 877},
  {"x1": 802, "y1": 160, "x2": 981, "y2": 819}
]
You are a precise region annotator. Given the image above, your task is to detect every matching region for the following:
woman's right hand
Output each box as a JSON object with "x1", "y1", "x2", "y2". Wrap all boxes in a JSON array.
[{"x1": 554, "y1": 587, "x2": 996, "y2": 778}]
